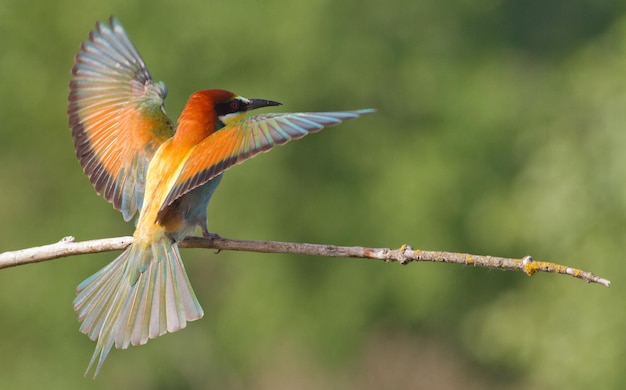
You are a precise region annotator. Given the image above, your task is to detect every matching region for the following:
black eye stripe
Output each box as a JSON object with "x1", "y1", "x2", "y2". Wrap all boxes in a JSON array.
[{"x1": 215, "y1": 99, "x2": 245, "y2": 116}]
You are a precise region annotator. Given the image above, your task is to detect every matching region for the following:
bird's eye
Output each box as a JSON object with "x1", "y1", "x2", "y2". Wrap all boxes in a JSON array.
[{"x1": 215, "y1": 99, "x2": 246, "y2": 117}]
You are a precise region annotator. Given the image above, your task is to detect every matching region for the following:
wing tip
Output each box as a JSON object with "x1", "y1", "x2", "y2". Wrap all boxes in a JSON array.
[
  {"x1": 92, "y1": 15, "x2": 122, "y2": 33},
  {"x1": 355, "y1": 108, "x2": 376, "y2": 115}
]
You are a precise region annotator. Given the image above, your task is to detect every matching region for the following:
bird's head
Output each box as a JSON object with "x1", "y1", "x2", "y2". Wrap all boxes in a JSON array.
[
  {"x1": 175, "y1": 89, "x2": 281, "y2": 144},
  {"x1": 179, "y1": 89, "x2": 282, "y2": 133},
  {"x1": 213, "y1": 91, "x2": 282, "y2": 129}
]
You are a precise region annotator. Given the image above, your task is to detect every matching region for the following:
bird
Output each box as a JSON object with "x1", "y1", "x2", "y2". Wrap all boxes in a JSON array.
[{"x1": 68, "y1": 16, "x2": 374, "y2": 378}]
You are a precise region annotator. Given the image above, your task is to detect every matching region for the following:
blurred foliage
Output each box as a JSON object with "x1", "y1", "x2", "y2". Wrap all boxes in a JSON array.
[{"x1": 1, "y1": 0, "x2": 625, "y2": 388}]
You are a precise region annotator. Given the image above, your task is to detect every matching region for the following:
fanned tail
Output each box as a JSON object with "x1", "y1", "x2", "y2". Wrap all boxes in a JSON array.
[{"x1": 72, "y1": 237, "x2": 203, "y2": 378}]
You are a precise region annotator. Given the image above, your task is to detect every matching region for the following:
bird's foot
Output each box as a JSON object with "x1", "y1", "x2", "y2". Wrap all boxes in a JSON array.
[
  {"x1": 201, "y1": 230, "x2": 222, "y2": 254},
  {"x1": 202, "y1": 230, "x2": 222, "y2": 241}
]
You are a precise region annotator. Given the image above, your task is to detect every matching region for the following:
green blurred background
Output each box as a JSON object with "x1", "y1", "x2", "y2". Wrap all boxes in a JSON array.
[{"x1": 1, "y1": 0, "x2": 625, "y2": 388}]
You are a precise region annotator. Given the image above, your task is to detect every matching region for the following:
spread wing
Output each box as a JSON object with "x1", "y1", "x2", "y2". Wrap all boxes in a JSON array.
[
  {"x1": 68, "y1": 17, "x2": 174, "y2": 221},
  {"x1": 158, "y1": 109, "x2": 374, "y2": 217}
]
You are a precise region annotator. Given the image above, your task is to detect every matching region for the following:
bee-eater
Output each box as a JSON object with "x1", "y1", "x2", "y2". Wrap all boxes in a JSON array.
[{"x1": 68, "y1": 17, "x2": 373, "y2": 377}]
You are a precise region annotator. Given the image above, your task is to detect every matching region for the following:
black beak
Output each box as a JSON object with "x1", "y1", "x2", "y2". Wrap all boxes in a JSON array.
[{"x1": 247, "y1": 98, "x2": 282, "y2": 111}]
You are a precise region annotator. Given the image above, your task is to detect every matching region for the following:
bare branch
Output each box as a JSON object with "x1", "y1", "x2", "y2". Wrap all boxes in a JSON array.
[{"x1": 0, "y1": 236, "x2": 610, "y2": 287}]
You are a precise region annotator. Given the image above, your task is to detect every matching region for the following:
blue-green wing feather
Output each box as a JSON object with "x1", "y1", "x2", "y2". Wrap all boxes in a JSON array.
[{"x1": 157, "y1": 109, "x2": 374, "y2": 218}]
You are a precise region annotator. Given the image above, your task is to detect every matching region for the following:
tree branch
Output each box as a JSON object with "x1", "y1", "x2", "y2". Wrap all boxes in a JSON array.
[{"x1": 0, "y1": 236, "x2": 610, "y2": 287}]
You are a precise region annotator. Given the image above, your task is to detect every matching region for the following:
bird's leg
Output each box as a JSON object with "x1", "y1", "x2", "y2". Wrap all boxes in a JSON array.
[{"x1": 201, "y1": 225, "x2": 222, "y2": 241}]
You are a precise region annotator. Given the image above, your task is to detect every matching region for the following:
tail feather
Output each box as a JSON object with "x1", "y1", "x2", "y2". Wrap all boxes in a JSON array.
[
  {"x1": 75, "y1": 256, "x2": 127, "y2": 341},
  {"x1": 73, "y1": 237, "x2": 203, "y2": 378}
]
